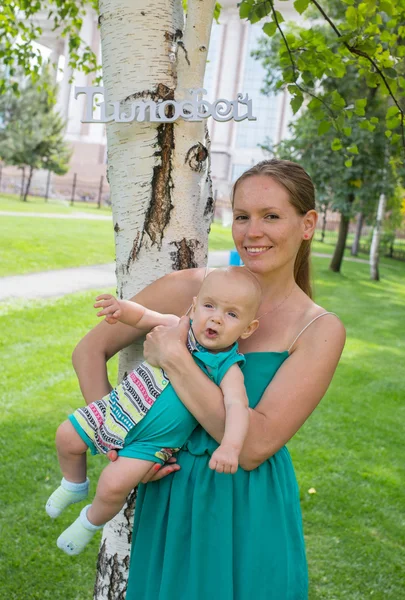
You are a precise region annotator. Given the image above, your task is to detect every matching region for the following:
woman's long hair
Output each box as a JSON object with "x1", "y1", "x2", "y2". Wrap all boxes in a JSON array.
[{"x1": 232, "y1": 159, "x2": 316, "y2": 298}]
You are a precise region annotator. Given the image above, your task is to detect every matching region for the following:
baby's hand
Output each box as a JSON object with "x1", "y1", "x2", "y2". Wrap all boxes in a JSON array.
[
  {"x1": 209, "y1": 445, "x2": 239, "y2": 475},
  {"x1": 94, "y1": 294, "x2": 122, "y2": 325}
]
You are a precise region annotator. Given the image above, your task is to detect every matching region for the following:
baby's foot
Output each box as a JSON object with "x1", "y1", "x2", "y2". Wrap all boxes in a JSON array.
[
  {"x1": 46, "y1": 477, "x2": 89, "y2": 518},
  {"x1": 57, "y1": 505, "x2": 104, "y2": 556}
]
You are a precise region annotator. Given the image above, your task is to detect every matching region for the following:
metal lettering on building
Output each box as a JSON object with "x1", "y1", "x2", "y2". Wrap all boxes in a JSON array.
[{"x1": 75, "y1": 87, "x2": 256, "y2": 123}]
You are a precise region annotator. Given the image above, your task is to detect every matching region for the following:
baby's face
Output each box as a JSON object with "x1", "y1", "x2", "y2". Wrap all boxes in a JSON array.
[{"x1": 190, "y1": 274, "x2": 259, "y2": 352}]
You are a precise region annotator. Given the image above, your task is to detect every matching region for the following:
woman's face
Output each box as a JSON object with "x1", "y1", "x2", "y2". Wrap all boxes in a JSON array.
[{"x1": 231, "y1": 175, "x2": 311, "y2": 276}]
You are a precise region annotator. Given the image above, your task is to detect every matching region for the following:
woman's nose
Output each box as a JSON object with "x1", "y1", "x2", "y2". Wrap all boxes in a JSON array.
[{"x1": 245, "y1": 219, "x2": 263, "y2": 238}]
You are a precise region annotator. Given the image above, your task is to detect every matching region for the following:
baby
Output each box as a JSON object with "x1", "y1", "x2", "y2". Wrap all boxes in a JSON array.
[{"x1": 46, "y1": 267, "x2": 261, "y2": 555}]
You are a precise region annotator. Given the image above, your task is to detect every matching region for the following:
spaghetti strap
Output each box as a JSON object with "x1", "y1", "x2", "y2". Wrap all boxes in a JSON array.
[
  {"x1": 185, "y1": 264, "x2": 211, "y2": 315},
  {"x1": 287, "y1": 312, "x2": 338, "y2": 353}
]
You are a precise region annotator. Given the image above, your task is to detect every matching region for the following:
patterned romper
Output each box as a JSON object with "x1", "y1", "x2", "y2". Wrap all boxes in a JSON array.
[{"x1": 69, "y1": 327, "x2": 245, "y2": 464}]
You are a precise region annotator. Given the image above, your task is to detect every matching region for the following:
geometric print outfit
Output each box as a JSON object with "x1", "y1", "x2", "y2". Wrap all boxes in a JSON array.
[{"x1": 69, "y1": 326, "x2": 245, "y2": 465}]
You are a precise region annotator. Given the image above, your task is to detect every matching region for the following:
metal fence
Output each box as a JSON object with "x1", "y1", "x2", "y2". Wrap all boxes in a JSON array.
[{"x1": 0, "y1": 167, "x2": 111, "y2": 208}]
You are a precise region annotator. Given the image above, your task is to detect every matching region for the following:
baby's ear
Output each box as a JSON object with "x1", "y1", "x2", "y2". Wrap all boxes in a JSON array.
[{"x1": 240, "y1": 319, "x2": 259, "y2": 339}]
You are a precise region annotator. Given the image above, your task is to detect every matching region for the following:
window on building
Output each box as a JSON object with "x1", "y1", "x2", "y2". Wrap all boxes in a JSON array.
[
  {"x1": 231, "y1": 164, "x2": 251, "y2": 182},
  {"x1": 236, "y1": 25, "x2": 281, "y2": 150}
]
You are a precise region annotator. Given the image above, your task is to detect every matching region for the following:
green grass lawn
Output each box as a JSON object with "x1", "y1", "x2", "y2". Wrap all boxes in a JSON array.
[
  {"x1": 0, "y1": 216, "x2": 116, "y2": 276},
  {"x1": 0, "y1": 256, "x2": 404, "y2": 599},
  {"x1": 0, "y1": 192, "x2": 112, "y2": 215},
  {"x1": 0, "y1": 210, "x2": 233, "y2": 276}
]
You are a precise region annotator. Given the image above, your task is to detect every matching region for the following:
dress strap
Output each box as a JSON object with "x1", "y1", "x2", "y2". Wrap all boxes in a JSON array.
[{"x1": 287, "y1": 312, "x2": 338, "y2": 353}]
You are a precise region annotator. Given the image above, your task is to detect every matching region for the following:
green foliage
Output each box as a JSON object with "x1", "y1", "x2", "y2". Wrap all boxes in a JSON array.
[
  {"x1": 0, "y1": 0, "x2": 100, "y2": 93},
  {"x1": 0, "y1": 68, "x2": 71, "y2": 182},
  {"x1": 241, "y1": 0, "x2": 405, "y2": 162},
  {"x1": 267, "y1": 74, "x2": 401, "y2": 223}
]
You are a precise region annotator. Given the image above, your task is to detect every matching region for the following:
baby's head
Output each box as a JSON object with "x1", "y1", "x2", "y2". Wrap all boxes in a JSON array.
[{"x1": 190, "y1": 267, "x2": 261, "y2": 352}]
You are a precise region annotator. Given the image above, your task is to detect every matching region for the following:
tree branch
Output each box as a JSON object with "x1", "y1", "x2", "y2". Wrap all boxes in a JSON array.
[
  {"x1": 309, "y1": 0, "x2": 405, "y2": 153},
  {"x1": 268, "y1": 0, "x2": 336, "y2": 121}
]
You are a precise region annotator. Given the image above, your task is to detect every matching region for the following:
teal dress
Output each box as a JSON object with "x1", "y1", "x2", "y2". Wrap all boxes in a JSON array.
[{"x1": 127, "y1": 352, "x2": 308, "y2": 600}]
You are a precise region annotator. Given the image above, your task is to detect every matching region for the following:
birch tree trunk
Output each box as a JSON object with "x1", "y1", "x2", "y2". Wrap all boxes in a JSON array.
[
  {"x1": 370, "y1": 193, "x2": 387, "y2": 281},
  {"x1": 94, "y1": 1, "x2": 217, "y2": 598}
]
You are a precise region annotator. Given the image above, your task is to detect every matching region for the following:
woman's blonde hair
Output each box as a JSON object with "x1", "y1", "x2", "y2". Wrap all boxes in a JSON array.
[{"x1": 232, "y1": 159, "x2": 315, "y2": 298}]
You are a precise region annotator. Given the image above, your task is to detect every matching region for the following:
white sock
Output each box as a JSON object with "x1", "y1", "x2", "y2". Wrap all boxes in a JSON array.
[
  {"x1": 45, "y1": 477, "x2": 89, "y2": 518},
  {"x1": 56, "y1": 505, "x2": 104, "y2": 556}
]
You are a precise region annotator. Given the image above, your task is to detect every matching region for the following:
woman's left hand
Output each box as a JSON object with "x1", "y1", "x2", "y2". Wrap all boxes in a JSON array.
[{"x1": 143, "y1": 315, "x2": 190, "y2": 368}]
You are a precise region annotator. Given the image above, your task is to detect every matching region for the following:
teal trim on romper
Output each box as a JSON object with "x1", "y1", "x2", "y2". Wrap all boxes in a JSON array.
[{"x1": 68, "y1": 414, "x2": 98, "y2": 455}]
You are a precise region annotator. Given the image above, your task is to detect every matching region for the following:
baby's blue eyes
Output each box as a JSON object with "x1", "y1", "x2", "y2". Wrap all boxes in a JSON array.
[{"x1": 228, "y1": 312, "x2": 238, "y2": 319}]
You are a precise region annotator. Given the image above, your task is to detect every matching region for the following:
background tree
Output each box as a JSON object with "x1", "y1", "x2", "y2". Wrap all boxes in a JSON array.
[
  {"x1": 0, "y1": 69, "x2": 70, "y2": 201},
  {"x1": 255, "y1": 10, "x2": 403, "y2": 275},
  {"x1": 240, "y1": 0, "x2": 405, "y2": 160}
]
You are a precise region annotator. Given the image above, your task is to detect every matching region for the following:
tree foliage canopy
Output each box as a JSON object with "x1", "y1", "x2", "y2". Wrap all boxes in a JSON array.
[
  {"x1": 0, "y1": 67, "x2": 71, "y2": 177},
  {"x1": 239, "y1": 0, "x2": 405, "y2": 163}
]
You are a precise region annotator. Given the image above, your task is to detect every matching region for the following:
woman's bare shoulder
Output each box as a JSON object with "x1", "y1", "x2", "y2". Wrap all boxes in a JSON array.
[
  {"x1": 290, "y1": 301, "x2": 346, "y2": 354},
  {"x1": 133, "y1": 267, "x2": 207, "y2": 316}
]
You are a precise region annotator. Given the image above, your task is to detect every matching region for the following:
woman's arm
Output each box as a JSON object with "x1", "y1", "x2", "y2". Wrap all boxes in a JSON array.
[
  {"x1": 239, "y1": 315, "x2": 346, "y2": 469},
  {"x1": 72, "y1": 269, "x2": 205, "y2": 404},
  {"x1": 145, "y1": 314, "x2": 346, "y2": 471}
]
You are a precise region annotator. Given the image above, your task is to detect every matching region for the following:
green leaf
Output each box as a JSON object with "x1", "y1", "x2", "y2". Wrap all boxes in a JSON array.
[
  {"x1": 331, "y1": 138, "x2": 343, "y2": 151},
  {"x1": 318, "y1": 121, "x2": 331, "y2": 135},
  {"x1": 380, "y1": 0, "x2": 393, "y2": 16},
  {"x1": 385, "y1": 130, "x2": 392, "y2": 138},
  {"x1": 383, "y1": 67, "x2": 398, "y2": 79},
  {"x1": 343, "y1": 127, "x2": 352, "y2": 136},
  {"x1": 345, "y1": 158, "x2": 353, "y2": 168},
  {"x1": 347, "y1": 144, "x2": 359, "y2": 154},
  {"x1": 386, "y1": 105, "x2": 399, "y2": 118},
  {"x1": 239, "y1": 1, "x2": 253, "y2": 19},
  {"x1": 293, "y1": 0, "x2": 309, "y2": 15},
  {"x1": 291, "y1": 94, "x2": 304, "y2": 114},
  {"x1": 263, "y1": 22, "x2": 277, "y2": 37},
  {"x1": 345, "y1": 6, "x2": 357, "y2": 27}
]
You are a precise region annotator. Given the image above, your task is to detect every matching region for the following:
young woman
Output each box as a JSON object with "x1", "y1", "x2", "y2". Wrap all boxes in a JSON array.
[{"x1": 73, "y1": 159, "x2": 346, "y2": 599}]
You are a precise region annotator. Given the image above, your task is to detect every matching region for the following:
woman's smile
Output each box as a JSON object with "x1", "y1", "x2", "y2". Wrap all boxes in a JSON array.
[{"x1": 244, "y1": 246, "x2": 273, "y2": 256}]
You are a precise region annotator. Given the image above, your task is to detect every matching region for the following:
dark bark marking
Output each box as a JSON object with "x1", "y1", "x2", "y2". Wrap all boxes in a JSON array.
[
  {"x1": 94, "y1": 540, "x2": 126, "y2": 600},
  {"x1": 204, "y1": 195, "x2": 214, "y2": 218},
  {"x1": 141, "y1": 11, "x2": 145, "y2": 16},
  {"x1": 185, "y1": 143, "x2": 208, "y2": 173},
  {"x1": 126, "y1": 230, "x2": 141, "y2": 272},
  {"x1": 170, "y1": 238, "x2": 200, "y2": 271},
  {"x1": 124, "y1": 84, "x2": 174, "y2": 105},
  {"x1": 144, "y1": 123, "x2": 175, "y2": 247},
  {"x1": 123, "y1": 489, "x2": 137, "y2": 545},
  {"x1": 177, "y1": 41, "x2": 190, "y2": 65},
  {"x1": 114, "y1": 222, "x2": 121, "y2": 233}
]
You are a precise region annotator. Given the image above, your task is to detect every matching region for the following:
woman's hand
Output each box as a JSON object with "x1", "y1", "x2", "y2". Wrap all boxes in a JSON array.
[
  {"x1": 141, "y1": 457, "x2": 181, "y2": 482},
  {"x1": 107, "y1": 450, "x2": 180, "y2": 482},
  {"x1": 143, "y1": 315, "x2": 190, "y2": 368}
]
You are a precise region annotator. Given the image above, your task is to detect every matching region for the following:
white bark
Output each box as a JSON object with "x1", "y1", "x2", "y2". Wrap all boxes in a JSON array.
[
  {"x1": 370, "y1": 193, "x2": 387, "y2": 281},
  {"x1": 94, "y1": 1, "x2": 217, "y2": 598}
]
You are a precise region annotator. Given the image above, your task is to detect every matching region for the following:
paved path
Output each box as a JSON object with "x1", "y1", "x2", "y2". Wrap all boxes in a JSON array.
[
  {"x1": 0, "y1": 252, "x2": 231, "y2": 301},
  {"x1": 0, "y1": 250, "x2": 370, "y2": 302}
]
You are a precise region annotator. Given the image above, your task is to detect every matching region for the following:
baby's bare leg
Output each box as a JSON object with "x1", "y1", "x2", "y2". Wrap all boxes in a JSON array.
[
  {"x1": 56, "y1": 420, "x2": 89, "y2": 482},
  {"x1": 46, "y1": 421, "x2": 90, "y2": 519},
  {"x1": 87, "y1": 457, "x2": 154, "y2": 526}
]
